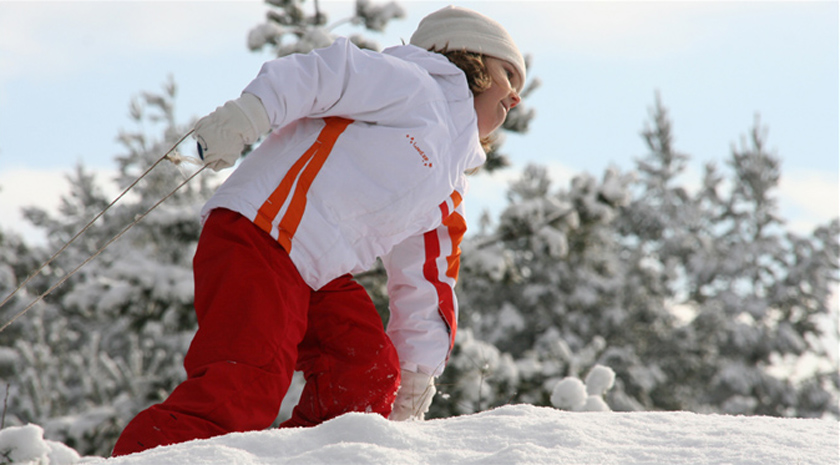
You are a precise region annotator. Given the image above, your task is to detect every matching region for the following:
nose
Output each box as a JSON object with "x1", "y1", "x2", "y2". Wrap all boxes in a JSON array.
[{"x1": 507, "y1": 91, "x2": 521, "y2": 110}]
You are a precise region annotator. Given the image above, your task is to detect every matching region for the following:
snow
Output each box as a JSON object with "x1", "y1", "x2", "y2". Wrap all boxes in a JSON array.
[
  {"x1": 549, "y1": 365, "x2": 615, "y2": 412},
  {"x1": 3, "y1": 405, "x2": 837, "y2": 465},
  {"x1": 0, "y1": 424, "x2": 80, "y2": 464},
  {"x1": 550, "y1": 377, "x2": 588, "y2": 410},
  {"x1": 584, "y1": 364, "x2": 616, "y2": 396}
]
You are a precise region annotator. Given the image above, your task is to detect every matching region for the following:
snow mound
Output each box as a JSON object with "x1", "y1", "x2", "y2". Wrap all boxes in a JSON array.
[
  {"x1": 58, "y1": 404, "x2": 837, "y2": 465},
  {"x1": 0, "y1": 424, "x2": 80, "y2": 464},
  {"x1": 550, "y1": 364, "x2": 616, "y2": 412},
  {"x1": 550, "y1": 377, "x2": 588, "y2": 410},
  {"x1": 584, "y1": 364, "x2": 616, "y2": 396}
]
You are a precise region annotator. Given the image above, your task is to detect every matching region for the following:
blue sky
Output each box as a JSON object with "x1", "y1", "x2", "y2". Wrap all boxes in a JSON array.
[{"x1": 0, "y1": 0, "x2": 838, "y2": 243}]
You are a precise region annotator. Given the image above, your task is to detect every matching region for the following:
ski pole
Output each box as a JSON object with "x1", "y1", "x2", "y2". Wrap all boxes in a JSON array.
[{"x1": 0, "y1": 130, "x2": 202, "y2": 333}]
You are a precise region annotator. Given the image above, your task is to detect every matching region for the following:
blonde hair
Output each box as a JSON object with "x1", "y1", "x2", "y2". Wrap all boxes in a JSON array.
[{"x1": 432, "y1": 47, "x2": 497, "y2": 154}]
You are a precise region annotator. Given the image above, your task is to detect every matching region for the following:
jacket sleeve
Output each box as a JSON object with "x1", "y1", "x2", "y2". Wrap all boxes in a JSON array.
[
  {"x1": 381, "y1": 191, "x2": 466, "y2": 377},
  {"x1": 243, "y1": 38, "x2": 432, "y2": 130}
]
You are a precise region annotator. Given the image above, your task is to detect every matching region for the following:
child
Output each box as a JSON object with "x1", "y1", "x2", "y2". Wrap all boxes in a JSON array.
[{"x1": 112, "y1": 5, "x2": 524, "y2": 456}]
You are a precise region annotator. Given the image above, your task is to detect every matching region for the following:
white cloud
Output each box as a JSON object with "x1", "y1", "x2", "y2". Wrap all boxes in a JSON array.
[
  {"x1": 779, "y1": 168, "x2": 840, "y2": 234},
  {"x1": 0, "y1": 1, "x2": 267, "y2": 84},
  {"x1": 0, "y1": 167, "x2": 120, "y2": 245},
  {"x1": 0, "y1": 168, "x2": 70, "y2": 244}
]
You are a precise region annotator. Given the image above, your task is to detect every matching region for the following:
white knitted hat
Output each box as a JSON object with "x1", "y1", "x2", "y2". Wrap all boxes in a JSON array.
[{"x1": 409, "y1": 5, "x2": 526, "y2": 91}]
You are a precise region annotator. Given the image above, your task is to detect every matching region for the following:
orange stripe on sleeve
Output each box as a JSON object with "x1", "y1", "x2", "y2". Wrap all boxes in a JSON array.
[
  {"x1": 442, "y1": 212, "x2": 466, "y2": 281},
  {"x1": 449, "y1": 190, "x2": 463, "y2": 209},
  {"x1": 443, "y1": 190, "x2": 465, "y2": 280},
  {"x1": 423, "y1": 190, "x2": 468, "y2": 353}
]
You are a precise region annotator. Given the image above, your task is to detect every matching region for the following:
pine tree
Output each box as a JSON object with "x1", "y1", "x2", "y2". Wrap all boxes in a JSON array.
[
  {"x1": 434, "y1": 96, "x2": 839, "y2": 419},
  {"x1": 433, "y1": 163, "x2": 642, "y2": 416},
  {"x1": 247, "y1": 0, "x2": 405, "y2": 57},
  {"x1": 618, "y1": 98, "x2": 839, "y2": 417},
  {"x1": 0, "y1": 80, "x2": 210, "y2": 455},
  {"x1": 0, "y1": 227, "x2": 48, "y2": 397}
]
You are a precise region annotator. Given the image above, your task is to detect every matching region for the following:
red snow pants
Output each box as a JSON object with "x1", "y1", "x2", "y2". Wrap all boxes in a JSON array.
[{"x1": 112, "y1": 208, "x2": 400, "y2": 456}]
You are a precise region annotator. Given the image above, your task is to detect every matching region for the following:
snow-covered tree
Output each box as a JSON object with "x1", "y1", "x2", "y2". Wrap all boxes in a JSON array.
[
  {"x1": 248, "y1": 0, "x2": 404, "y2": 57},
  {"x1": 434, "y1": 162, "x2": 643, "y2": 416},
  {"x1": 433, "y1": 96, "x2": 839, "y2": 420},
  {"x1": 0, "y1": 80, "x2": 213, "y2": 455},
  {"x1": 619, "y1": 99, "x2": 840, "y2": 417}
]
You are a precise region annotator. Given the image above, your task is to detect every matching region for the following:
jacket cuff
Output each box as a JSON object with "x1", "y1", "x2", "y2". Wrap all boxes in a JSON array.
[{"x1": 236, "y1": 92, "x2": 271, "y2": 138}]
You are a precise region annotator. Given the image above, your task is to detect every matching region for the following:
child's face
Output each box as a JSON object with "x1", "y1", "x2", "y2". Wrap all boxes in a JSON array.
[{"x1": 473, "y1": 57, "x2": 522, "y2": 138}]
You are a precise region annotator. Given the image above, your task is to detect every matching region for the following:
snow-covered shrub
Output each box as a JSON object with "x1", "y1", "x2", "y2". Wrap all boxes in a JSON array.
[
  {"x1": 433, "y1": 329, "x2": 518, "y2": 415},
  {"x1": 0, "y1": 424, "x2": 80, "y2": 465}
]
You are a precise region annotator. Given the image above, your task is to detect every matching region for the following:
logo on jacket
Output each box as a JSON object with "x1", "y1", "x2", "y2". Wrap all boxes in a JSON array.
[{"x1": 406, "y1": 134, "x2": 432, "y2": 168}]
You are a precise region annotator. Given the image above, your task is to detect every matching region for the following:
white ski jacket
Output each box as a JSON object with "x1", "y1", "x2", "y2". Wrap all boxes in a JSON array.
[{"x1": 201, "y1": 38, "x2": 485, "y2": 376}]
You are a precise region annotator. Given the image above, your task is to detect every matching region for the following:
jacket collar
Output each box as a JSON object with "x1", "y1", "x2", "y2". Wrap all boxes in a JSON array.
[{"x1": 382, "y1": 44, "x2": 486, "y2": 172}]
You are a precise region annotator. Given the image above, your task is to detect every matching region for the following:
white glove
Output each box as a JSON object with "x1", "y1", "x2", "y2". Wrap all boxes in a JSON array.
[
  {"x1": 193, "y1": 93, "x2": 270, "y2": 171},
  {"x1": 390, "y1": 369, "x2": 436, "y2": 421}
]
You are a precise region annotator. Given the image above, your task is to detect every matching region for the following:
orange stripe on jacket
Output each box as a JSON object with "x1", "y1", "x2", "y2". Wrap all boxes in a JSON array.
[
  {"x1": 442, "y1": 190, "x2": 465, "y2": 282},
  {"x1": 255, "y1": 117, "x2": 353, "y2": 251},
  {"x1": 424, "y1": 190, "x2": 465, "y2": 353}
]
